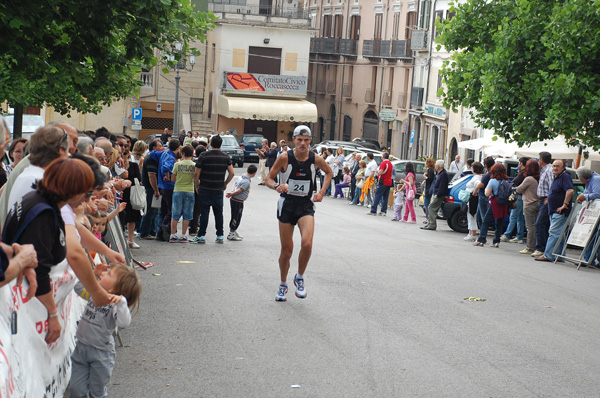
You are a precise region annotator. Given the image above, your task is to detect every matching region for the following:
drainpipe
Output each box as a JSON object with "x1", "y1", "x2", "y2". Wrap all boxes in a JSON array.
[
  {"x1": 377, "y1": 0, "x2": 390, "y2": 148},
  {"x1": 313, "y1": 0, "x2": 324, "y2": 141},
  {"x1": 337, "y1": 0, "x2": 351, "y2": 140},
  {"x1": 423, "y1": 0, "x2": 439, "y2": 158},
  {"x1": 407, "y1": 0, "x2": 421, "y2": 160}
]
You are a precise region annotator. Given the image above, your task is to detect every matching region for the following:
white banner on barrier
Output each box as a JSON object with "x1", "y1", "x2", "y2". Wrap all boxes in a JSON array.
[
  {"x1": 567, "y1": 199, "x2": 600, "y2": 248},
  {"x1": 0, "y1": 259, "x2": 84, "y2": 397}
]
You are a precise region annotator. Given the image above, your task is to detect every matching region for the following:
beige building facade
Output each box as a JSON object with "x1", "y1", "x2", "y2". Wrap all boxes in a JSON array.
[
  {"x1": 203, "y1": 7, "x2": 316, "y2": 145},
  {"x1": 308, "y1": 0, "x2": 416, "y2": 157}
]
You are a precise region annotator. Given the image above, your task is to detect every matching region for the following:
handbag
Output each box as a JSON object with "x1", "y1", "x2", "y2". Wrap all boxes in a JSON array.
[
  {"x1": 356, "y1": 179, "x2": 365, "y2": 189},
  {"x1": 458, "y1": 189, "x2": 471, "y2": 202},
  {"x1": 406, "y1": 185, "x2": 415, "y2": 201},
  {"x1": 130, "y1": 178, "x2": 147, "y2": 213}
]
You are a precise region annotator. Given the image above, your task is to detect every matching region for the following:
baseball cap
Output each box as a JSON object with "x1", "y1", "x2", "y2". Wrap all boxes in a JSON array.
[{"x1": 293, "y1": 125, "x2": 311, "y2": 137}]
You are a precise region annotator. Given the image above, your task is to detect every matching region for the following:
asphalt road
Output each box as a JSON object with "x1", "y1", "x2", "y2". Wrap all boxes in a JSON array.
[{"x1": 109, "y1": 167, "x2": 600, "y2": 397}]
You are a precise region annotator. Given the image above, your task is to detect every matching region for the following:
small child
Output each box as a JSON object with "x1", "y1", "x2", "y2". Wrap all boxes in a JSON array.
[
  {"x1": 392, "y1": 183, "x2": 405, "y2": 221},
  {"x1": 90, "y1": 211, "x2": 109, "y2": 240},
  {"x1": 71, "y1": 263, "x2": 141, "y2": 398},
  {"x1": 225, "y1": 164, "x2": 257, "y2": 241},
  {"x1": 169, "y1": 145, "x2": 196, "y2": 243}
]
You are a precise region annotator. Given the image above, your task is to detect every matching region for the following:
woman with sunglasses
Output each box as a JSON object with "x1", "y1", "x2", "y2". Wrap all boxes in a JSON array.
[{"x1": 2, "y1": 157, "x2": 96, "y2": 344}]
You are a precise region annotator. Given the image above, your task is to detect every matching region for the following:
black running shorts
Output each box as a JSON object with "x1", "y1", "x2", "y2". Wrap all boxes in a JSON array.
[{"x1": 277, "y1": 197, "x2": 315, "y2": 225}]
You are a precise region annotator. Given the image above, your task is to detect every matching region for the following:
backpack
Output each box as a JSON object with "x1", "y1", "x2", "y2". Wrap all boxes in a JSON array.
[{"x1": 495, "y1": 179, "x2": 514, "y2": 206}]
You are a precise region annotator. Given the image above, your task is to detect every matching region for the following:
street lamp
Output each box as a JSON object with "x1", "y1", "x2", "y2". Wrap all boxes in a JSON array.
[{"x1": 170, "y1": 42, "x2": 196, "y2": 136}]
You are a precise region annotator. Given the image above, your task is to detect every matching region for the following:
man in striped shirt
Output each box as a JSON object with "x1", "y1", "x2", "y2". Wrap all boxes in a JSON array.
[{"x1": 531, "y1": 151, "x2": 553, "y2": 257}]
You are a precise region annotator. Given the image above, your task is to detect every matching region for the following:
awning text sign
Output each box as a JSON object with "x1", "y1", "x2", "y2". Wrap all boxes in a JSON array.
[
  {"x1": 425, "y1": 105, "x2": 447, "y2": 119},
  {"x1": 225, "y1": 72, "x2": 307, "y2": 95}
]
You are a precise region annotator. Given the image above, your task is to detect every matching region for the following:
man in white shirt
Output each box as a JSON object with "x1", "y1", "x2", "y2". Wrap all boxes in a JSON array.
[
  {"x1": 448, "y1": 155, "x2": 464, "y2": 174},
  {"x1": 323, "y1": 149, "x2": 337, "y2": 196},
  {"x1": 363, "y1": 152, "x2": 378, "y2": 206}
]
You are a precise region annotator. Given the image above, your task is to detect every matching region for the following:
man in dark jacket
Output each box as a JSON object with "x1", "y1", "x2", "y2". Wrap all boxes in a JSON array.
[{"x1": 421, "y1": 159, "x2": 449, "y2": 230}]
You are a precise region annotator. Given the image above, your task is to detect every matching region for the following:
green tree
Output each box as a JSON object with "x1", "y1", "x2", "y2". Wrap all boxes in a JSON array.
[
  {"x1": 0, "y1": 0, "x2": 215, "y2": 123},
  {"x1": 437, "y1": 0, "x2": 600, "y2": 150}
]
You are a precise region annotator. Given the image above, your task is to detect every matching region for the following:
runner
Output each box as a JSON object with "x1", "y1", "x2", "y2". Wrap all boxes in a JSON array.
[{"x1": 265, "y1": 125, "x2": 332, "y2": 302}]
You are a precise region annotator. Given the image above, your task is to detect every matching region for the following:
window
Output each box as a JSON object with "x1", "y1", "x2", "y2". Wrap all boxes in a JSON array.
[
  {"x1": 446, "y1": 9, "x2": 456, "y2": 20},
  {"x1": 392, "y1": 13, "x2": 401, "y2": 40},
  {"x1": 334, "y1": 15, "x2": 343, "y2": 38},
  {"x1": 419, "y1": 0, "x2": 431, "y2": 30},
  {"x1": 436, "y1": 73, "x2": 443, "y2": 96},
  {"x1": 248, "y1": 47, "x2": 281, "y2": 75},
  {"x1": 405, "y1": 12, "x2": 416, "y2": 40},
  {"x1": 322, "y1": 15, "x2": 332, "y2": 37},
  {"x1": 374, "y1": 13, "x2": 383, "y2": 39},
  {"x1": 350, "y1": 15, "x2": 360, "y2": 40},
  {"x1": 434, "y1": 10, "x2": 443, "y2": 38}
]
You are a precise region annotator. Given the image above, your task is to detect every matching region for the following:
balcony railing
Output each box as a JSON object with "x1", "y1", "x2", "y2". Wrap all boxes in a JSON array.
[
  {"x1": 310, "y1": 38, "x2": 358, "y2": 56},
  {"x1": 140, "y1": 72, "x2": 153, "y2": 88},
  {"x1": 343, "y1": 84, "x2": 352, "y2": 98},
  {"x1": 326, "y1": 81, "x2": 336, "y2": 95},
  {"x1": 362, "y1": 40, "x2": 383, "y2": 58},
  {"x1": 411, "y1": 30, "x2": 428, "y2": 51},
  {"x1": 311, "y1": 37, "x2": 337, "y2": 54},
  {"x1": 365, "y1": 88, "x2": 376, "y2": 104},
  {"x1": 390, "y1": 40, "x2": 411, "y2": 59},
  {"x1": 382, "y1": 90, "x2": 392, "y2": 106},
  {"x1": 397, "y1": 92, "x2": 407, "y2": 109},
  {"x1": 338, "y1": 39, "x2": 358, "y2": 56}
]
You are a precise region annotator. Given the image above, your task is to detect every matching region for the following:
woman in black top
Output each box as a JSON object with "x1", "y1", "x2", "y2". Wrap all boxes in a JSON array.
[
  {"x1": 422, "y1": 158, "x2": 436, "y2": 218},
  {"x1": 2, "y1": 157, "x2": 95, "y2": 344}
]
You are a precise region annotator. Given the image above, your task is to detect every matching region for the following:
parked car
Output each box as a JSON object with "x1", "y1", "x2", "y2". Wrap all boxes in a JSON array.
[
  {"x1": 239, "y1": 134, "x2": 264, "y2": 163},
  {"x1": 352, "y1": 137, "x2": 381, "y2": 150},
  {"x1": 440, "y1": 174, "x2": 474, "y2": 234},
  {"x1": 314, "y1": 140, "x2": 368, "y2": 150},
  {"x1": 218, "y1": 134, "x2": 244, "y2": 167},
  {"x1": 391, "y1": 160, "x2": 427, "y2": 195}
]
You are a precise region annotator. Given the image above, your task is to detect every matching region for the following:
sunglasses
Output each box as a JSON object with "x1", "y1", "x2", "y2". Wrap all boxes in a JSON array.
[{"x1": 85, "y1": 191, "x2": 94, "y2": 198}]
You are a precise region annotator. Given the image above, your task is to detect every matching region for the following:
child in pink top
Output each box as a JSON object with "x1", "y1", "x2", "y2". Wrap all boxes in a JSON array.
[{"x1": 334, "y1": 167, "x2": 352, "y2": 198}]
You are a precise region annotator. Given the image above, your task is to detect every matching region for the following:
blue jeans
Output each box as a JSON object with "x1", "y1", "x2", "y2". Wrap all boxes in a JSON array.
[
  {"x1": 583, "y1": 230, "x2": 600, "y2": 265},
  {"x1": 172, "y1": 191, "x2": 195, "y2": 220},
  {"x1": 139, "y1": 189, "x2": 160, "y2": 237},
  {"x1": 535, "y1": 199, "x2": 550, "y2": 252},
  {"x1": 477, "y1": 206, "x2": 505, "y2": 244},
  {"x1": 351, "y1": 186, "x2": 362, "y2": 204},
  {"x1": 370, "y1": 183, "x2": 391, "y2": 214},
  {"x1": 544, "y1": 212, "x2": 569, "y2": 260},
  {"x1": 423, "y1": 194, "x2": 431, "y2": 216},
  {"x1": 503, "y1": 197, "x2": 525, "y2": 240},
  {"x1": 476, "y1": 194, "x2": 489, "y2": 228},
  {"x1": 198, "y1": 188, "x2": 224, "y2": 237}
]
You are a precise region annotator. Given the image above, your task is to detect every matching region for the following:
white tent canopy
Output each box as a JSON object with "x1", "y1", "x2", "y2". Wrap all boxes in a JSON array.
[{"x1": 459, "y1": 134, "x2": 600, "y2": 161}]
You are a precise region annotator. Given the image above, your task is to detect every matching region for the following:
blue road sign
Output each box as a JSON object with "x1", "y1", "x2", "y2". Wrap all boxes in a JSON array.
[
  {"x1": 132, "y1": 108, "x2": 142, "y2": 120},
  {"x1": 409, "y1": 130, "x2": 415, "y2": 147}
]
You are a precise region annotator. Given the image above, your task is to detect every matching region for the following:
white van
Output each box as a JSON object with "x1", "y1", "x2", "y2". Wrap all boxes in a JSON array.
[{"x1": 2, "y1": 114, "x2": 45, "y2": 140}]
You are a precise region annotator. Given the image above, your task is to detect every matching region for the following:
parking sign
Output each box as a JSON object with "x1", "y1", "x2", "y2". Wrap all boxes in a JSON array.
[{"x1": 132, "y1": 108, "x2": 142, "y2": 120}]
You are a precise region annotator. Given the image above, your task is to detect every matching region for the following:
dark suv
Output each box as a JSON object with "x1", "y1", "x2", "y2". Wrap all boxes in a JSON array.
[
  {"x1": 218, "y1": 135, "x2": 244, "y2": 167},
  {"x1": 240, "y1": 134, "x2": 264, "y2": 163}
]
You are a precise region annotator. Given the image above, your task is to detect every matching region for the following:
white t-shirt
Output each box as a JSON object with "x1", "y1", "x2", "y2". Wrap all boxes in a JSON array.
[
  {"x1": 61, "y1": 204, "x2": 81, "y2": 241},
  {"x1": 365, "y1": 160, "x2": 378, "y2": 180},
  {"x1": 7, "y1": 165, "x2": 45, "y2": 211}
]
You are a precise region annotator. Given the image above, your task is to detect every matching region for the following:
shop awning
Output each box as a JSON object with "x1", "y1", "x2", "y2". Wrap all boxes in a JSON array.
[{"x1": 218, "y1": 95, "x2": 318, "y2": 123}]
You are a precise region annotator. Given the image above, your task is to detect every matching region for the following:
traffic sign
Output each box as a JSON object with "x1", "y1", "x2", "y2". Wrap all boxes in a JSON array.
[
  {"x1": 132, "y1": 108, "x2": 142, "y2": 120},
  {"x1": 409, "y1": 130, "x2": 415, "y2": 147},
  {"x1": 132, "y1": 120, "x2": 142, "y2": 130},
  {"x1": 379, "y1": 109, "x2": 396, "y2": 122}
]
